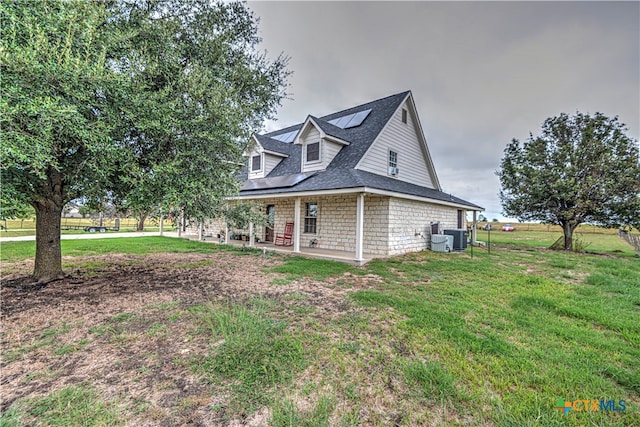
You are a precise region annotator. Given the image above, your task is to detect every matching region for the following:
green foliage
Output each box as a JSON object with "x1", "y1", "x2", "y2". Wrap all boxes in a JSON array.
[
  {"x1": 224, "y1": 201, "x2": 269, "y2": 230},
  {"x1": 0, "y1": 0, "x2": 290, "y2": 280},
  {"x1": 105, "y1": 0, "x2": 290, "y2": 223},
  {"x1": 498, "y1": 112, "x2": 640, "y2": 250},
  {"x1": 1, "y1": 0, "x2": 124, "y2": 198},
  {"x1": 0, "y1": 186, "x2": 34, "y2": 221},
  {"x1": 0, "y1": 0, "x2": 129, "y2": 279}
]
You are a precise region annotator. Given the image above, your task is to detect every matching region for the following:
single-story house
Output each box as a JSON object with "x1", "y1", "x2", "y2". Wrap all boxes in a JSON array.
[{"x1": 191, "y1": 90, "x2": 483, "y2": 264}]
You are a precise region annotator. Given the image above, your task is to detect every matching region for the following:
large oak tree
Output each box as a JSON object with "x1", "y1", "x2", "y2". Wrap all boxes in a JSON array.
[
  {"x1": 498, "y1": 112, "x2": 640, "y2": 250},
  {"x1": 1, "y1": 0, "x2": 289, "y2": 282}
]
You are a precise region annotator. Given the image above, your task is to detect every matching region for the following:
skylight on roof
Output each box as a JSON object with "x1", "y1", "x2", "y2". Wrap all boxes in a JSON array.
[
  {"x1": 270, "y1": 130, "x2": 297, "y2": 143},
  {"x1": 328, "y1": 108, "x2": 372, "y2": 129}
]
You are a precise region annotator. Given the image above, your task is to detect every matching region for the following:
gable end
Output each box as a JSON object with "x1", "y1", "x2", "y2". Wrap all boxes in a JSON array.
[{"x1": 355, "y1": 93, "x2": 441, "y2": 190}]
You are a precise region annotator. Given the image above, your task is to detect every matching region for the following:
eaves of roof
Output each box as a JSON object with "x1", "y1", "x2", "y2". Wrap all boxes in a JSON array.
[
  {"x1": 254, "y1": 134, "x2": 297, "y2": 156},
  {"x1": 237, "y1": 169, "x2": 483, "y2": 211}
]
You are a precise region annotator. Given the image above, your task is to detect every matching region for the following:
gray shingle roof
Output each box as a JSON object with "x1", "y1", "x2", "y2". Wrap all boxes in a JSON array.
[
  {"x1": 319, "y1": 92, "x2": 410, "y2": 169},
  {"x1": 243, "y1": 91, "x2": 482, "y2": 210},
  {"x1": 308, "y1": 116, "x2": 352, "y2": 143},
  {"x1": 255, "y1": 134, "x2": 296, "y2": 156},
  {"x1": 257, "y1": 91, "x2": 408, "y2": 175},
  {"x1": 240, "y1": 168, "x2": 482, "y2": 209}
]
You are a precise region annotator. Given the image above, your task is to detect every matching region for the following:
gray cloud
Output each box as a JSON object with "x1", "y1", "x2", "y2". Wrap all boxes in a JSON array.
[{"x1": 248, "y1": 1, "x2": 639, "y2": 220}]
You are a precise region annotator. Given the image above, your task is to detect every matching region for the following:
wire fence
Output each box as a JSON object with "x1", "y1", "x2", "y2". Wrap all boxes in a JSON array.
[{"x1": 618, "y1": 229, "x2": 640, "y2": 252}]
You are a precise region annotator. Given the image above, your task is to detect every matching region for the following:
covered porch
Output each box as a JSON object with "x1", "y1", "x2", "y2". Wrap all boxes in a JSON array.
[
  {"x1": 189, "y1": 234, "x2": 384, "y2": 265},
  {"x1": 186, "y1": 189, "x2": 482, "y2": 264},
  {"x1": 227, "y1": 238, "x2": 384, "y2": 265},
  {"x1": 230, "y1": 191, "x2": 481, "y2": 263},
  {"x1": 222, "y1": 192, "x2": 375, "y2": 265}
]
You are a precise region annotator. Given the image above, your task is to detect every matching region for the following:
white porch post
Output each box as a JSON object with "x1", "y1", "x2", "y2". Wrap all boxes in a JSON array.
[
  {"x1": 224, "y1": 223, "x2": 229, "y2": 244},
  {"x1": 472, "y1": 211, "x2": 477, "y2": 245},
  {"x1": 198, "y1": 222, "x2": 204, "y2": 240},
  {"x1": 293, "y1": 197, "x2": 301, "y2": 253},
  {"x1": 355, "y1": 192, "x2": 365, "y2": 262},
  {"x1": 249, "y1": 222, "x2": 254, "y2": 247}
]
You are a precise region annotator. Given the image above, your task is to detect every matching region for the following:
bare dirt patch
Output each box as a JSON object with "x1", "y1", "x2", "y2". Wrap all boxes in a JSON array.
[{"x1": 0, "y1": 252, "x2": 378, "y2": 425}]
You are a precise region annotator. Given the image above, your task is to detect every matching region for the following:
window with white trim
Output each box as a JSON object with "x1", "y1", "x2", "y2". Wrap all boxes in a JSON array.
[
  {"x1": 306, "y1": 142, "x2": 320, "y2": 162},
  {"x1": 401, "y1": 108, "x2": 408, "y2": 124},
  {"x1": 304, "y1": 202, "x2": 317, "y2": 234},
  {"x1": 388, "y1": 150, "x2": 398, "y2": 176},
  {"x1": 251, "y1": 154, "x2": 261, "y2": 171}
]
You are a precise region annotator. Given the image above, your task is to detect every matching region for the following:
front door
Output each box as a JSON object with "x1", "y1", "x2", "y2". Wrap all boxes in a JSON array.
[{"x1": 265, "y1": 205, "x2": 275, "y2": 242}]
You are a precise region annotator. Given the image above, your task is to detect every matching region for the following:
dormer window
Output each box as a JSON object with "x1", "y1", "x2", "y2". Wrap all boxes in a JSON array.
[
  {"x1": 306, "y1": 142, "x2": 320, "y2": 162},
  {"x1": 388, "y1": 150, "x2": 398, "y2": 176},
  {"x1": 251, "y1": 154, "x2": 261, "y2": 171}
]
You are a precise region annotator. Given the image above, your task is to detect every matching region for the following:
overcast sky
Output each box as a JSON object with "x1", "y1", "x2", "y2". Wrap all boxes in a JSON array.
[{"x1": 247, "y1": 1, "x2": 639, "y2": 221}]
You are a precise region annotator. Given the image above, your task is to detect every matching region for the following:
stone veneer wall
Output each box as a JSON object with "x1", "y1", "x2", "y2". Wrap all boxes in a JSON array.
[
  {"x1": 362, "y1": 195, "x2": 390, "y2": 255},
  {"x1": 255, "y1": 195, "x2": 389, "y2": 256},
  {"x1": 190, "y1": 195, "x2": 461, "y2": 256},
  {"x1": 185, "y1": 217, "x2": 227, "y2": 237},
  {"x1": 269, "y1": 195, "x2": 457, "y2": 256},
  {"x1": 268, "y1": 198, "x2": 294, "y2": 243},
  {"x1": 387, "y1": 197, "x2": 459, "y2": 256},
  {"x1": 298, "y1": 194, "x2": 390, "y2": 255}
]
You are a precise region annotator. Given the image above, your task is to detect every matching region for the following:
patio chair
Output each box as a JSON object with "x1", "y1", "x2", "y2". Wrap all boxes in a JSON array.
[{"x1": 274, "y1": 222, "x2": 294, "y2": 246}]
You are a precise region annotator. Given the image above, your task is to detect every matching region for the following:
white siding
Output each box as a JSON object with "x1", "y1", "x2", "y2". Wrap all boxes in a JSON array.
[
  {"x1": 298, "y1": 121, "x2": 347, "y2": 172},
  {"x1": 302, "y1": 126, "x2": 320, "y2": 144},
  {"x1": 247, "y1": 151, "x2": 283, "y2": 179},
  {"x1": 323, "y1": 140, "x2": 342, "y2": 166},
  {"x1": 263, "y1": 154, "x2": 282, "y2": 176},
  {"x1": 247, "y1": 152, "x2": 264, "y2": 179},
  {"x1": 301, "y1": 127, "x2": 322, "y2": 173},
  {"x1": 357, "y1": 100, "x2": 435, "y2": 188}
]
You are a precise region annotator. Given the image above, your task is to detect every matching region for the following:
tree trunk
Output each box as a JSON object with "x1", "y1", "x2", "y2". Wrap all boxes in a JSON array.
[
  {"x1": 32, "y1": 167, "x2": 66, "y2": 283},
  {"x1": 136, "y1": 211, "x2": 148, "y2": 232},
  {"x1": 561, "y1": 221, "x2": 577, "y2": 250}
]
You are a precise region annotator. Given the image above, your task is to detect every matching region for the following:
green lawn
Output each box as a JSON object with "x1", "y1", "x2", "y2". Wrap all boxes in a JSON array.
[
  {"x1": 479, "y1": 228, "x2": 636, "y2": 256},
  {"x1": 1, "y1": 234, "x2": 638, "y2": 425},
  {"x1": 0, "y1": 236, "x2": 218, "y2": 264},
  {"x1": 356, "y1": 250, "x2": 639, "y2": 425},
  {"x1": 0, "y1": 226, "x2": 175, "y2": 238}
]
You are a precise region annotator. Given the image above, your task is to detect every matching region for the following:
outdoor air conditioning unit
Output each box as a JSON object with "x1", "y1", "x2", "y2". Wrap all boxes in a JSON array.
[
  {"x1": 388, "y1": 166, "x2": 399, "y2": 176},
  {"x1": 430, "y1": 234, "x2": 451, "y2": 252},
  {"x1": 444, "y1": 229, "x2": 468, "y2": 251}
]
